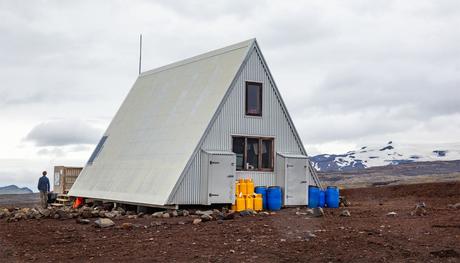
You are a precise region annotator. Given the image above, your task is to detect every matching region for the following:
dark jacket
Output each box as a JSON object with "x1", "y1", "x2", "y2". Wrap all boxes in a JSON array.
[{"x1": 38, "y1": 176, "x2": 50, "y2": 192}]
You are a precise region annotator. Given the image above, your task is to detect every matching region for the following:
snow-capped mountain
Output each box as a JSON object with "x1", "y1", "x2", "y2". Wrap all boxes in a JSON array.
[{"x1": 310, "y1": 141, "x2": 460, "y2": 172}]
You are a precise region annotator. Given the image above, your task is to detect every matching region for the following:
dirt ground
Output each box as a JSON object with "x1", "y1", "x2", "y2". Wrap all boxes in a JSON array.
[{"x1": 1, "y1": 182, "x2": 460, "y2": 262}]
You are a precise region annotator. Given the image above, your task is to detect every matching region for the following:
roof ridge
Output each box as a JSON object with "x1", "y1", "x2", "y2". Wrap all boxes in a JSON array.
[{"x1": 139, "y1": 38, "x2": 255, "y2": 77}]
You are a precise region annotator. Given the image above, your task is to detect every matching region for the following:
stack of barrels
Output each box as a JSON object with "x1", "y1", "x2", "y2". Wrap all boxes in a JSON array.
[
  {"x1": 233, "y1": 179, "x2": 263, "y2": 212},
  {"x1": 308, "y1": 185, "x2": 339, "y2": 208},
  {"x1": 232, "y1": 179, "x2": 282, "y2": 212}
]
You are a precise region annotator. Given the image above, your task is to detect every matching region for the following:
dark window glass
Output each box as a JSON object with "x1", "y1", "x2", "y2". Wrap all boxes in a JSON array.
[
  {"x1": 261, "y1": 140, "x2": 273, "y2": 169},
  {"x1": 232, "y1": 137, "x2": 245, "y2": 170},
  {"x1": 87, "y1": 136, "x2": 108, "y2": 165},
  {"x1": 246, "y1": 82, "x2": 262, "y2": 116},
  {"x1": 246, "y1": 138, "x2": 259, "y2": 170}
]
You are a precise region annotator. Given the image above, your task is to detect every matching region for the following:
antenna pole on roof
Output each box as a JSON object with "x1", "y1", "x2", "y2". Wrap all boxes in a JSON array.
[{"x1": 138, "y1": 34, "x2": 142, "y2": 75}]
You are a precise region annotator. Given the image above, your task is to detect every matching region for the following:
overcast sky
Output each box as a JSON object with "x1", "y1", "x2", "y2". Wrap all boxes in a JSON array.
[{"x1": 1, "y1": 1, "x2": 460, "y2": 190}]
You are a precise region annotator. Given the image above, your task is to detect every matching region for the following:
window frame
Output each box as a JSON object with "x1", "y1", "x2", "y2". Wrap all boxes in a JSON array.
[
  {"x1": 232, "y1": 135, "x2": 274, "y2": 172},
  {"x1": 245, "y1": 81, "x2": 263, "y2": 117}
]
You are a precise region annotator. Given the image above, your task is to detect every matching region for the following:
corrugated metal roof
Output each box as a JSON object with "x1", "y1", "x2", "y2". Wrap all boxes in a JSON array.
[{"x1": 69, "y1": 39, "x2": 255, "y2": 205}]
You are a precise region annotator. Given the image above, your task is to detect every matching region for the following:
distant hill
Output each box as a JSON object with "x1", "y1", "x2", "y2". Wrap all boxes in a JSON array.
[
  {"x1": 310, "y1": 141, "x2": 460, "y2": 172},
  {"x1": 0, "y1": 185, "x2": 33, "y2": 195}
]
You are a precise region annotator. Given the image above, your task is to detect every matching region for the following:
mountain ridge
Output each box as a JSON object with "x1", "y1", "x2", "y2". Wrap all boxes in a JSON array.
[{"x1": 0, "y1": 185, "x2": 33, "y2": 195}]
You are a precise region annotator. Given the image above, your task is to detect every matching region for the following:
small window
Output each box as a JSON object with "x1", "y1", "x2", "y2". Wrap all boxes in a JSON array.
[
  {"x1": 87, "y1": 136, "x2": 108, "y2": 165},
  {"x1": 232, "y1": 137, "x2": 245, "y2": 170},
  {"x1": 232, "y1": 136, "x2": 273, "y2": 171},
  {"x1": 245, "y1": 82, "x2": 262, "y2": 116}
]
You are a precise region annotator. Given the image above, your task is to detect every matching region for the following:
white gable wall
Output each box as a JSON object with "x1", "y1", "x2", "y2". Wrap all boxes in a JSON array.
[{"x1": 169, "y1": 46, "x2": 309, "y2": 205}]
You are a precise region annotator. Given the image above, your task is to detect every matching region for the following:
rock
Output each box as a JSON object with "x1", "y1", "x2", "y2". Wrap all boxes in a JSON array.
[
  {"x1": 56, "y1": 209, "x2": 71, "y2": 219},
  {"x1": 113, "y1": 207, "x2": 126, "y2": 214},
  {"x1": 137, "y1": 212, "x2": 145, "y2": 218},
  {"x1": 306, "y1": 208, "x2": 324, "y2": 217},
  {"x1": 196, "y1": 210, "x2": 213, "y2": 216},
  {"x1": 162, "y1": 213, "x2": 170, "y2": 218},
  {"x1": 152, "y1": 212, "x2": 164, "y2": 218},
  {"x1": 340, "y1": 210, "x2": 351, "y2": 217},
  {"x1": 121, "y1": 222, "x2": 134, "y2": 230},
  {"x1": 37, "y1": 207, "x2": 51, "y2": 218},
  {"x1": 200, "y1": 214, "x2": 213, "y2": 222},
  {"x1": 76, "y1": 218, "x2": 90, "y2": 224},
  {"x1": 448, "y1": 203, "x2": 460, "y2": 209},
  {"x1": 182, "y1": 210, "x2": 190, "y2": 217},
  {"x1": 212, "y1": 211, "x2": 225, "y2": 220},
  {"x1": 53, "y1": 213, "x2": 60, "y2": 219},
  {"x1": 126, "y1": 211, "x2": 136, "y2": 216},
  {"x1": 171, "y1": 210, "x2": 178, "y2": 217},
  {"x1": 305, "y1": 231, "x2": 317, "y2": 240},
  {"x1": 259, "y1": 211, "x2": 270, "y2": 216},
  {"x1": 386, "y1": 212, "x2": 397, "y2": 217},
  {"x1": 295, "y1": 211, "x2": 308, "y2": 216},
  {"x1": 127, "y1": 215, "x2": 138, "y2": 219},
  {"x1": 94, "y1": 218, "x2": 115, "y2": 228},
  {"x1": 104, "y1": 212, "x2": 116, "y2": 219},
  {"x1": 224, "y1": 212, "x2": 236, "y2": 220},
  {"x1": 91, "y1": 210, "x2": 100, "y2": 217},
  {"x1": 193, "y1": 218, "x2": 202, "y2": 225},
  {"x1": 411, "y1": 203, "x2": 427, "y2": 216},
  {"x1": 239, "y1": 210, "x2": 255, "y2": 217},
  {"x1": 82, "y1": 210, "x2": 93, "y2": 219},
  {"x1": 14, "y1": 212, "x2": 26, "y2": 221},
  {"x1": 339, "y1": 196, "x2": 351, "y2": 207}
]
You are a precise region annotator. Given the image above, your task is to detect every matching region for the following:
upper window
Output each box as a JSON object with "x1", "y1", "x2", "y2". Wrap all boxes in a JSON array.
[
  {"x1": 245, "y1": 82, "x2": 262, "y2": 116},
  {"x1": 232, "y1": 136, "x2": 273, "y2": 171}
]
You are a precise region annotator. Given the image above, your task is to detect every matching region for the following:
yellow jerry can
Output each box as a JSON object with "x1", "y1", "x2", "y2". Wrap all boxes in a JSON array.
[
  {"x1": 246, "y1": 178, "x2": 254, "y2": 195},
  {"x1": 253, "y1": 194, "x2": 263, "y2": 211},
  {"x1": 245, "y1": 195, "x2": 254, "y2": 210},
  {"x1": 239, "y1": 179, "x2": 247, "y2": 195},
  {"x1": 236, "y1": 194, "x2": 245, "y2": 212}
]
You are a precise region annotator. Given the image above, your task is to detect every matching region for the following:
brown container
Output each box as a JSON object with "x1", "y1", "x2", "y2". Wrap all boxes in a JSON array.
[{"x1": 53, "y1": 166, "x2": 83, "y2": 194}]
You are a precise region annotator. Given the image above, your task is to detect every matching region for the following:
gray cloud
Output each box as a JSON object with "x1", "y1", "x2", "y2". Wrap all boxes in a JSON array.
[{"x1": 25, "y1": 119, "x2": 103, "y2": 146}]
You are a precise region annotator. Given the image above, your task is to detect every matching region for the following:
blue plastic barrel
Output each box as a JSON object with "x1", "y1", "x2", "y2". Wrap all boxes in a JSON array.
[
  {"x1": 325, "y1": 186, "x2": 339, "y2": 208},
  {"x1": 308, "y1": 186, "x2": 320, "y2": 208},
  {"x1": 319, "y1": 190, "x2": 326, "y2": 208},
  {"x1": 267, "y1": 186, "x2": 282, "y2": 211},
  {"x1": 255, "y1": 186, "x2": 268, "y2": 210}
]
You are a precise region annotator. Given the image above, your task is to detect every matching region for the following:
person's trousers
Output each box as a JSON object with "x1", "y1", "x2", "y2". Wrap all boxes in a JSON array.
[{"x1": 39, "y1": 191, "x2": 48, "y2": 208}]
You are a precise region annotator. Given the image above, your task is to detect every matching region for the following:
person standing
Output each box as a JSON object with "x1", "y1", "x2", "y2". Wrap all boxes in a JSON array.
[{"x1": 37, "y1": 171, "x2": 50, "y2": 208}]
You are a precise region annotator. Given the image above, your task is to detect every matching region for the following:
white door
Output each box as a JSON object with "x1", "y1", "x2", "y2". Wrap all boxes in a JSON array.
[
  {"x1": 208, "y1": 154, "x2": 236, "y2": 204},
  {"x1": 285, "y1": 158, "x2": 308, "y2": 206}
]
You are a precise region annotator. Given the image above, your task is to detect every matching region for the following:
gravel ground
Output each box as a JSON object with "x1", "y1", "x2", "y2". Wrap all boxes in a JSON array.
[{"x1": 1, "y1": 182, "x2": 459, "y2": 262}]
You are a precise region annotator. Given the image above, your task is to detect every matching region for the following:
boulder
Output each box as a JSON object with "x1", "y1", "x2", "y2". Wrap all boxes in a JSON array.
[
  {"x1": 340, "y1": 210, "x2": 351, "y2": 217},
  {"x1": 38, "y1": 207, "x2": 51, "y2": 218},
  {"x1": 224, "y1": 212, "x2": 236, "y2": 220},
  {"x1": 162, "y1": 213, "x2": 170, "y2": 218},
  {"x1": 81, "y1": 210, "x2": 93, "y2": 219},
  {"x1": 200, "y1": 214, "x2": 213, "y2": 222},
  {"x1": 56, "y1": 209, "x2": 72, "y2": 219},
  {"x1": 170, "y1": 210, "x2": 178, "y2": 217},
  {"x1": 152, "y1": 212, "x2": 164, "y2": 218},
  {"x1": 193, "y1": 218, "x2": 202, "y2": 225},
  {"x1": 104, "y1": 212, "x2": 116, "y2": 219},
  {"x1": 94, "y1": 218, "x2": 115, "y2": 228},
  {"x1": 196, "y1": 210, "x2": 213, "y2": 216}
]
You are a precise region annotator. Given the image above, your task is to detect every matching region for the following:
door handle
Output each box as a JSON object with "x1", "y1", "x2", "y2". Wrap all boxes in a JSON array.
[
  {"x1": 300, "y1": 181, "x2": 307, "y2": 184},
  {"x1": 287, "y1": 164, "x2": 294, "y2": 168},
  {"x1": 227, "y1": 175, "x2": 234, "y2": 178},
  {"x1": 209, "y1": 193, "x2": 219, "y2": 197},
  {"x1": 210, "y1": 161, "x2": 220, "y2": 165}
]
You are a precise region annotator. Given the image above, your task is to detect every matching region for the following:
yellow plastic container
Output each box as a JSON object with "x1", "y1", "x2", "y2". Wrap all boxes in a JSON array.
[
  {"x1": 236, "y1": 195, "x2": 245, "y2": 212},
  {"x1": 245, "y1": 195, "x2": 254, "y2": 210},
  {"x1": 246, "y1": 179, "x2": 254, "y2": 195},
  {"x1": 239, "y1": 179, "x2": 247, "y2": 195},
  {"x1": 253, "y1": 194, "x2": 263, "y2": 211},
  {"x1": 235, "y1": 181, "x2": 240, "y2": 195},
  {"x1": 231, "y1": 204, "x2": 237, "y2": 211}
]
